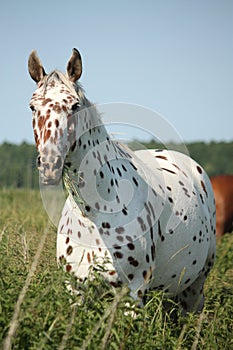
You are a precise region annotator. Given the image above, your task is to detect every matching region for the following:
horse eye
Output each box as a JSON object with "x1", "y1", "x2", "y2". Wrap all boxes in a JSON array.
[
  {"x1": 30, "y1": 105, "x2": 36, "y2": 112},
  {"x1": 71, "y1": 102, "x2": 80, "y2": 111}
]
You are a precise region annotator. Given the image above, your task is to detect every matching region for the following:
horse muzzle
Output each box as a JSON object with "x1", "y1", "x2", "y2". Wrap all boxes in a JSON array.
[{"x1": 37, "y1": 155, "x2": 63, "y2": 185}]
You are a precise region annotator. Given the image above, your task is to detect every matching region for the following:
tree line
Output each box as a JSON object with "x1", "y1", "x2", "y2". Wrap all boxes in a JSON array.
[
  {"x1": 0, "y1": 141, "x2": 232, "y2": 189},
  {"x1": 0, "y1": 142, "x2": 38, "y2": 189}
]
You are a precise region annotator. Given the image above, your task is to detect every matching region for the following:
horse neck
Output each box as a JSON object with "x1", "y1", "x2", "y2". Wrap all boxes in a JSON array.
[
  {"x1": 63, "y1": 100, "x2": 136, "y2": 217},
  {"x1": 67, "y1": 98, "x2": 117, "y2": 165}
]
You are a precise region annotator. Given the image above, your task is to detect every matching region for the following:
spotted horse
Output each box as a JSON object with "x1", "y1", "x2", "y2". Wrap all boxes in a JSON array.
[
  {"x1": 210, "y1": 174, "x2": 233, "y2": 238},
  {"x1": 28, "y1": 48, "x2": 216, "y2": 314}
]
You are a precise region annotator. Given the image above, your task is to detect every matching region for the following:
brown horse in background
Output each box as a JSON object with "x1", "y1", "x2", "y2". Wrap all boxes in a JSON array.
[{"x1": 210, "y1": 175, "x2": 233, "y2": 238}]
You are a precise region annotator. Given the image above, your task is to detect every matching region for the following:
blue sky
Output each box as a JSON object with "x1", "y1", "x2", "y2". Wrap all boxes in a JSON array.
[{"x1": 0, "y1": 0, "x2": 232, "y2": 144}]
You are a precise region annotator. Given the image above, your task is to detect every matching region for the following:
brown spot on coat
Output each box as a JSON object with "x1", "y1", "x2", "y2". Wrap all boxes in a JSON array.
[
  {"x1": 156, "y1": 155, "x2": 168, "y2": 160},
  {"x1": 201, "y1": 180, "x2": 208, "y2": 197},
  {"x1": 66, "y1": 245, "x2": 73, "y2": 255},
  {"x1": 43, "y1": 129, "x2": 51, "y2": 143},
  {"x1": 197, "y1": 165, "x2": 203, "y2": 174},
  {"x1": 66, "y1": 264, "x2": 72, "y2": 272},
  {"x1": 42, "y1": 98, "x2": 52, "y2": 106}
]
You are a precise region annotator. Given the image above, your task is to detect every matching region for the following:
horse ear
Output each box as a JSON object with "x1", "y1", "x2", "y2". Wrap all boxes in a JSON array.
[
  {"x1": 67, "y1": 48, "x2": 82, "y2": 82},
  {"x1": 28, "y1": 50, "x2": 46, "y2": 83}
]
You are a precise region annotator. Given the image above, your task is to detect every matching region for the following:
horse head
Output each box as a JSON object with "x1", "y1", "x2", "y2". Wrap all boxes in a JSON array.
[{"x1": 28, "y1": 48, "x2": 83, "y2": 185}]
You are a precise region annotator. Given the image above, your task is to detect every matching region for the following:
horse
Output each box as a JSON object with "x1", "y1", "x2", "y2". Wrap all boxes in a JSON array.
[
  {"x1": 28, "y1": 48, "x2": 216, "y2": 314},
  {"x1": 210, "y1": 175, "x2": 233, "y2": 238}
]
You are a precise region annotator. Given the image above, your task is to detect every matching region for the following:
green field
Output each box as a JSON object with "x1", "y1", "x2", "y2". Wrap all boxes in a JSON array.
[{"x1": 1, "y1": 190, "x2": 233, "y2": 350}]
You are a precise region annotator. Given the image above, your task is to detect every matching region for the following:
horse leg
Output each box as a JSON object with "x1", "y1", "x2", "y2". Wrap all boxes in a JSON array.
[
  {"x1": 176, "y1": 273, "x2": 206, "y2": 314},
  {"x1": 177, "y1": 248, "x2": 215, "y2": 315}
]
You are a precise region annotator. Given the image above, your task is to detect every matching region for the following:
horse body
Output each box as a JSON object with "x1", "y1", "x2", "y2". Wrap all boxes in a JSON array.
[
  {"x1": 210, "y1": 175, "x2": 233, "y2": 237},
  {"x1": 28, "y1": 48, "x2": 216, "y2": 313}
]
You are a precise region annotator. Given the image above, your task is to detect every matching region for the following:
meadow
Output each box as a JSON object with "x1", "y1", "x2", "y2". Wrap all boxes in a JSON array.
[{"x1": 0, "y1": 189, "x2": 233, "y2": 350}]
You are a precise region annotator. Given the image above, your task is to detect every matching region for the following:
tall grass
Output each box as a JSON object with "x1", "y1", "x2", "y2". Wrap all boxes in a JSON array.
[{"x1": 0, "y1": 190, "x2": 232, "y2": 349}]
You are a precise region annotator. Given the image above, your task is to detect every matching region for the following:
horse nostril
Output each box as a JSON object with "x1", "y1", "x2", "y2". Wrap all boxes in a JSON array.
[{"x1": 37, "y1": 156, "x2": 41, "y2": 168}]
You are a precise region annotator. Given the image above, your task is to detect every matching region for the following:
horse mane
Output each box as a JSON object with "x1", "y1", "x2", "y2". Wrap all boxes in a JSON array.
[{"x1": 42, "y1": 70, "x2": 87, "y2": 106}]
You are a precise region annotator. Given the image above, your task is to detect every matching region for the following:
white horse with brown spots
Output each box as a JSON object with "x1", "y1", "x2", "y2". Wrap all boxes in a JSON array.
[{"x1": 28, "y1": 48, "x2": 216, "y2": 314}]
